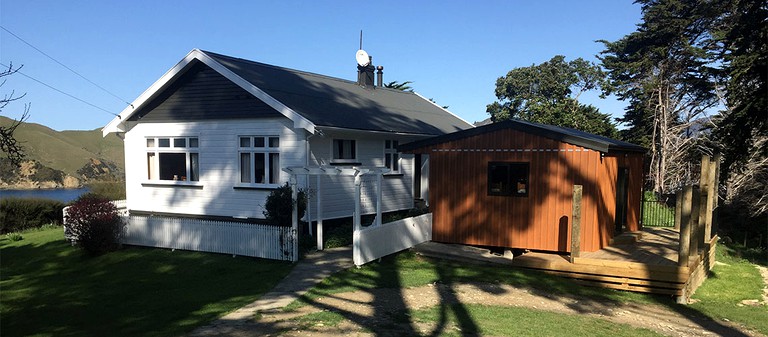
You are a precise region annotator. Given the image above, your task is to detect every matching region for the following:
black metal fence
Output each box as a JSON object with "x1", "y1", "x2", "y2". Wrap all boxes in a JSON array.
[{"x1": 640, "y1": 192, "x2": 676, "y2": 227}]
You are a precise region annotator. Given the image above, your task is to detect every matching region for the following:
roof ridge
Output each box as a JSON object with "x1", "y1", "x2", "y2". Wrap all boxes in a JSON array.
[{"x1": 200, "y1": 49, "x2": 416, "y2": 95}]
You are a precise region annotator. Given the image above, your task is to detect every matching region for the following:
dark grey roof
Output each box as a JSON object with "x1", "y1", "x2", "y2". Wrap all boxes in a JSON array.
[
  {"x1": 203, "y1": 51, "x2": 472, "y2": 135},
  {"x1": 399, "y1": 118, "x2": 646, "y2": 153}
]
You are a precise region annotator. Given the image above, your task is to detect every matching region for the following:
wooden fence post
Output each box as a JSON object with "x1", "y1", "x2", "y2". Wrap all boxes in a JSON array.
[
  {"x1": 674, "y1": 189, "x2": 682, "y2": 231},
  {"x1": 570, "y1": 185, "x2": 583, "y2": 263},
  {"x1": 690, "y1": 188, "x2": 701, "y2": 258},
  {"x1": 678, "y1": 185, "x2": 693, "y2": 267},
  {"x1": 705, "y1": 156, "x2": 719, "y2": 242},
  {"x1": 698, "y1": 155, "x2": 710, "y2": 246}
]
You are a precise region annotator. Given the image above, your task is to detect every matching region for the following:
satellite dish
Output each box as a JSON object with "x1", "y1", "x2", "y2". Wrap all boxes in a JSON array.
[{"x1": 356, "y1": 49, "x2": 370, "y2": 66}]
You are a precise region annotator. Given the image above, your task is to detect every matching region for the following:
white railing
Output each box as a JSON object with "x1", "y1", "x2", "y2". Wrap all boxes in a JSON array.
[
  {"x1": 122, "y1": 215, "x2": 295, "y2": 261},
  {"x1": 353, "y1": 213, "x2": 432, "y2": 266}
]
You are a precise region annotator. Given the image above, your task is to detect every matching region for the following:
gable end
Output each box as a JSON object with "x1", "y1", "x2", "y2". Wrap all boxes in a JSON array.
[{"x1": 128, "y1": 61, "x2": 282, "y2": 122}]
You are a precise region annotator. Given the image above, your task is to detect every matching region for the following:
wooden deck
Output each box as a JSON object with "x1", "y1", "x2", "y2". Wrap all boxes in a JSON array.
[{"x1": 508, "y1": 227, "x2": 716, "y2": 296}]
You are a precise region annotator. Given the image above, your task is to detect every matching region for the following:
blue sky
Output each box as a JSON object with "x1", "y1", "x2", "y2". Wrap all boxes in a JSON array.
[{"x1": 1, "y1": 1, "x2": 641, "y2": 131}]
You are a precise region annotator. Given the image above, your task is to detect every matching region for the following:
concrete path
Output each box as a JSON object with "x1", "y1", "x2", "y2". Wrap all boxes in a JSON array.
[{"x1": 188, "y1": 246, "x2": 353, "y2": 337}]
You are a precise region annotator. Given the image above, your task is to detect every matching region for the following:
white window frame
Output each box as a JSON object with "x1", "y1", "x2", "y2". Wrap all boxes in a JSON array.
[
  {"x1": 145, "y1": 136, "x2": 200, "y2": 184},
  {"x1": 237, "y1": 135, "x2": 281, "y2": 188},
  {"x1": 330, "y1": 138, "x2": 358, "y2": 164},
  {"x1": 384, "y1": 140, "x2": 401, "y2": 174}
]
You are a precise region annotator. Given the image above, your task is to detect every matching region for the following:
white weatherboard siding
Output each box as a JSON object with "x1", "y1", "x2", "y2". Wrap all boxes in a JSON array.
[
  {"x1": 123, "y1": 118, "x2": 306, "y2": 219},
  {"x1": 306, "y1": 132, "x2": 420, "y2": 221}
]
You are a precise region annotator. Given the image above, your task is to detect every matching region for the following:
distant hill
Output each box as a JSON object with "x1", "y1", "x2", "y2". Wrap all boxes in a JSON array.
[{"x1": 0, "y1": 116, "x2": 124, "y2": 188}]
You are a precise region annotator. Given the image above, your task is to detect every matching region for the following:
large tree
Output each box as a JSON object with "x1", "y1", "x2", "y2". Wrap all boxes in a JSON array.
[
  {"x1": 600, "y1": 0, "x2": 720, "y2": 193},
  {"x1": 710, "y1": 0, "x2": 767, "y2": 218},
  {"x1": 487, "y1": 55, "x2": 618, "y2": 138}
]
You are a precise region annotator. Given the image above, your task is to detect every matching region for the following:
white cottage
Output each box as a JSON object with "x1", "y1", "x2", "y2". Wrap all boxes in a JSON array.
[{"x1": 103, "y1": 49, "x2": 472, "y2": 222}]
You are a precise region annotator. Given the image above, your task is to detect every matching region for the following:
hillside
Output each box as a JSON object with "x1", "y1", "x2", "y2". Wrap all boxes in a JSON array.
[{"x1": 0, "y1": 116, "x2": 124, "y2": 188}]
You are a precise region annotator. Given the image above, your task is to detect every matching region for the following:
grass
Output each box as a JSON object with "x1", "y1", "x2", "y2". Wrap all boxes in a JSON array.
[
  {"x1": 289, "y1": 246, "x2": 767, "y2": 335},
  {"x1": 294, "y1": 311, "x2": 346, "y2": 329},
  {"x1": 411, "y1": 304, "x2": 665, "y2": 337},
  {"x1": 0, "y1": 226, "x2": 293, "y2": 337},
  {"x1": 286, "y1": 251, "x2": 653, "y2": 311},
  {"x1": 688, "y1": 244, "x2": 768, "y2": 334}
]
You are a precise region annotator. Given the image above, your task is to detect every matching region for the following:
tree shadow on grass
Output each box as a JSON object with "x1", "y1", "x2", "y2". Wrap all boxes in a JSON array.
[{"x1": 1, "y1": 232, "x2": 292, "y2": 337}]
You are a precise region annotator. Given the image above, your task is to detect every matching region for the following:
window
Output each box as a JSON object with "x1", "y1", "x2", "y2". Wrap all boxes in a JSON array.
[
  {"x1": 488, "y1": 162, "x2": 529, "y2": 197},
  {"x1": 384, "y1": 140, "x2": 400, "y2": 173},
  {"x1": 239, "y1": 136, "x2": 280, "y2": 185},
  {"x1": 146, "y1": 137, "x2": 199, "y2": 182},
  {"x1": 332, "y1": 139, "x2": 357, "y2": 163}
]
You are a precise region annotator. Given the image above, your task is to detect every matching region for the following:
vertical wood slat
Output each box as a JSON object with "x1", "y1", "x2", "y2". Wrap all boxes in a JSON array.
[
  {"x1": 408, "y1": 127, "x2": 642, "y2": 253},
  {"x1": 121, "y1": 215, "x2": 293, "y2": 261}
]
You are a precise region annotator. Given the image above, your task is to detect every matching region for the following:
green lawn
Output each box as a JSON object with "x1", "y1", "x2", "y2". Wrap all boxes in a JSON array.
[
  {"x1": 290, "y1": 248, "x2": 767, "y2": 335},
  {"x1": 687, "y1": 245, "x2": 768, "y2": 333},
  {"x1": 0, "y1": 226, "x2": 293, "y2": 337},
  {"x1": 289, "y1": 250, "x2": 651, "y2": 311},
  {"x1": 411, "y1": 304, "x2": 664, "y2": 337}
]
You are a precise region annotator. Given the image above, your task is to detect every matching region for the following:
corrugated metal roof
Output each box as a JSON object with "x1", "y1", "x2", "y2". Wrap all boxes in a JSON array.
[
  {"x1": 203, "y1": 50, "x2": 472, "y2": 135},
  {"x1": 399, "y1": 118, "x2": 646, "y2": 153}
]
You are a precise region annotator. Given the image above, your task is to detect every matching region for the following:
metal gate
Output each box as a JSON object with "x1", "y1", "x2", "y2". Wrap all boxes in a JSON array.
[{"x1": 640, "y1": 192, "x2": 676, "y2": 227}]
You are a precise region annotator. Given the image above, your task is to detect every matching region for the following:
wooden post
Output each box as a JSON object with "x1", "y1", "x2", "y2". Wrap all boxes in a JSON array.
[
  {"x1": 316, "y1": 175, "x2": 323, "y2": 250},
  {"x1": 353, "y1": 174, "x2": 362, "y2": 267},
  {"x1": 306, "y1": 178, "x2": 313, "y2": 237},
  {"x1": 375, "y1": 173, "x2": 382, "y2": 227},
  {"x1": 674, "y1": 189, "x2": 682, "y2": 231},
  {"x1": 678, "y1": 185, "x2": 692, "y2": 267},
  {"x1": 570, "y1": 185, "x2": 583, "y2": 263},
  {"x1": 711, "y1": 155, "x2": 721, "y2": 236},
  {"x1": 698, "y1": 155, "x2": 710, "y2": 246},
  {"x1": 690, "y1": 188, "x2": 701, "y2": 258},
  {"x1": 290, "y1": 176, "x2": 299, "y2": 262},
  {"x1": 704, "y1": 156, "x2": 717, "y2": 242}
]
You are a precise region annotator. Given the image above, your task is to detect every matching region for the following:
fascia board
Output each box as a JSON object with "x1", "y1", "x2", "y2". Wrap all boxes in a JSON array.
[
  {"x1": 102, "y1": 50, "x2": 201, "y2": 137},
  {"x1": 103, "y1": 49, "x2": 316, "y2": 137}
]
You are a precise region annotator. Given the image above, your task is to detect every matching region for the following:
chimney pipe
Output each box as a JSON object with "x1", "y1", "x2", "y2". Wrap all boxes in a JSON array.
[{"x1": 376, "y1": 65, "x2": 384, "y2": 87}]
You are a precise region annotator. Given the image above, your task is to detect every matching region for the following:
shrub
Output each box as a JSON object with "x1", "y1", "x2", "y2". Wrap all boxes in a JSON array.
[
  {"x1": 86, "y1": 180, "x2": 126, "y2": 200},
  {"x1": 263, "y1": 182, "x2": 306, "y2": 227},
  {"x1": 65, "y1": 194, "x2": 124, "y2": 256},
  {"x1": 0, "y1": 198, "x2": 65, "y2": 234},
  {"x1": 6, "y1": 233, "x2": 23, "y2": 241}
]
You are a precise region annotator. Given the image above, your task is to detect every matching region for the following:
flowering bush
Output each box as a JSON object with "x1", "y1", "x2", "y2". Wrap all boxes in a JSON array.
[{"x1": 65, "y1": 194, "x2": 124, "y2": 256}]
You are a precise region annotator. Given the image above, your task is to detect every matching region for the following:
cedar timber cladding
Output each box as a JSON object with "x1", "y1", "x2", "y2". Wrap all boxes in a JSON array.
[{"x1": 401, "y1": 122, "x2": 644, "y2": 253}]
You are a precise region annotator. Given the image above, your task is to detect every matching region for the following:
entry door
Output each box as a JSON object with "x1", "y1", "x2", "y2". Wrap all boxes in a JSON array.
[{"x1": 615, "y1": 167, "x2": 629, "y2": 234}]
